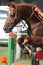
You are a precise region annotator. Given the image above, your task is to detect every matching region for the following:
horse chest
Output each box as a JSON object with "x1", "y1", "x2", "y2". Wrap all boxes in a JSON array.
[{"x1": 31, "y1": 23, "x2": 43, "y2": 36}]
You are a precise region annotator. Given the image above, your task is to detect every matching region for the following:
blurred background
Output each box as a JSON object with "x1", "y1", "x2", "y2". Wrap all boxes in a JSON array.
[{"x1": 0, "y1": 0, "x2": 43, "y2": 11}]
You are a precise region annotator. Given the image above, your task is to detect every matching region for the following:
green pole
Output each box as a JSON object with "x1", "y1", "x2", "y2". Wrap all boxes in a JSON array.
[{"x1": 8, "y1": 32, "x2": 15, "y2": 65}]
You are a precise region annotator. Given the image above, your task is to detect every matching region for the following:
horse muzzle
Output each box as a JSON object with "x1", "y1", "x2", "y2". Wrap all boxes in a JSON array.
[{"x1": 3, "y1": 25, "x2": 12, "y2": 33}]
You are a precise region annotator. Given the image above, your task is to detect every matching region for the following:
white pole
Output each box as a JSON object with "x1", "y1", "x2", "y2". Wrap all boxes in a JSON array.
[{"x1": 16, "y1": 25, "x2": 22, "y2": 60}]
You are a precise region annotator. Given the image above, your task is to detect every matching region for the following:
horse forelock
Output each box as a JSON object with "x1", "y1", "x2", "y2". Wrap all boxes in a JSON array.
[{"x1": 8, "y1": 2, "x2": 16, "y2": 9}]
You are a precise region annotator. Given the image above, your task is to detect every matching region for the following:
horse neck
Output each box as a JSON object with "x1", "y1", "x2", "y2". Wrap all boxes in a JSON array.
[
  {"x1": 26, "y1": 11, "x2": 41, "y2": 35},
  {"x1": 24, "y1": 5, "x2": 36, "y2": 26}
]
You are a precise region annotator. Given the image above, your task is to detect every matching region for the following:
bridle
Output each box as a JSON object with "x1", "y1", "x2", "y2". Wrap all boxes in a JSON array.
[{"x1": 21, "y1": 5, "x2": 35, "y2": 28}]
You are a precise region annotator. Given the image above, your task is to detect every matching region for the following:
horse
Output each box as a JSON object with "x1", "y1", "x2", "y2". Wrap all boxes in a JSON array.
[{"x1": 3, "y1": 2, "x2": 43, "y2": 54}]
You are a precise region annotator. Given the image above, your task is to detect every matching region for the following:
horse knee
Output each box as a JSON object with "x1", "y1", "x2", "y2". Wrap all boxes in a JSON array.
[
  {"x1": 17, "y1": 38, "x2": 23, "y2": 44},
  {"x1": 17, "y1": 38, "x2": 25, "y2": 50}
]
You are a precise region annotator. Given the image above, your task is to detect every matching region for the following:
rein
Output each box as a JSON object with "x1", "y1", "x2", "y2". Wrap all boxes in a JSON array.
[
  {"x1": 23, "y1": 5, "x2": 43, "y2": 36},
  {"x1": 25, "y1": 5, "x2": 35, "y2": 23},
  {"x1": 21, "y1": 6, "x2": 35, "y2": 31},
  {"x1": 34, "y1": 12, "x2": 43, "y2": 23},
  {"x1": 38, "y1": 14, "x2": 43, "y2": 20},
  {"x1": 25, "y1": 6, "x2": 43, "y2": 24}
]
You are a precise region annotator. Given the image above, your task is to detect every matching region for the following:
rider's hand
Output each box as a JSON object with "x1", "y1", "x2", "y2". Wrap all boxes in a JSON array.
[
  {"x1": 35, "y1": 7, "x2": 41, "y2": 13},
  {"x1": 24, "y1": 38, "x2": 29, "y2": 44},
  {"x1": 35, "y1": 7, "x2": 43, "y2": 17}
]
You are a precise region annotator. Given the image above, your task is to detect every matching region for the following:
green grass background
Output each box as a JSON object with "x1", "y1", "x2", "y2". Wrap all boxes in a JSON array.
[{"x1": 0, "y1": 46, "x2": 43, "y2": 65}]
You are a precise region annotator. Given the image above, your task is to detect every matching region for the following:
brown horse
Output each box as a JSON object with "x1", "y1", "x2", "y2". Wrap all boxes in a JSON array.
[{"x1": 3, "y1": 2, "x2": 43, "y2": 53}]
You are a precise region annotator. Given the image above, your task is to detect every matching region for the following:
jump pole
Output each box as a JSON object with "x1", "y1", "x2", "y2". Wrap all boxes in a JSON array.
[
  {"x1": 16, "y1": 25, "x2": 22, "y2": 60},
  {"x1": 8, "y1": 32, "x2": 15, "y2": 65}
]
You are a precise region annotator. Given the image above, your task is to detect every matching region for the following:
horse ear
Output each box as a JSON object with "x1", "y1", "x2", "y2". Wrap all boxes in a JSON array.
[{"x1": 8, "y1": 2, "x2": 16, "y2": 9}]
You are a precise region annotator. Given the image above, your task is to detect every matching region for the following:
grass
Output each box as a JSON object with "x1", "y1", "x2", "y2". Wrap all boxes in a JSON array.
[
  {"x1": 15, "y1": 59, "x2": 31, "y2": 65},
  {"x1": 0, "y1": 47, "x2": 31, "y2": 65},
  {"x1": 0, "y1": 46, "x2": 43, "y2": 65},
  {"x1": 0, "y1": 47, "x2": 8, "y2": 57}
]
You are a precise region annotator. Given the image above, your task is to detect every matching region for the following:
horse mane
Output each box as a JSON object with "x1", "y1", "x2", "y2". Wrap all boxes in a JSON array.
[{"x1": 8, "y1": 2, "x2": 36, "y2": 10}]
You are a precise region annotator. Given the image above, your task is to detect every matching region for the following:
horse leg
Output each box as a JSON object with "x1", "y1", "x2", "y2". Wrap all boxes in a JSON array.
[
  {"x1": 17, "y1": 37, "x2": 25, "y2": 50},
  {"x1": 30, "y1": 35, "x2": 43, "y2": 52},
  {"x1": 23, "y1": 36, "x2": 33, "y2": 55},
  {"x1": 17, "y1": 37, "x2": 29, "y2": 54},
  {"x1": 23, "y1": 36, "x2": 42, "y2": 54}
]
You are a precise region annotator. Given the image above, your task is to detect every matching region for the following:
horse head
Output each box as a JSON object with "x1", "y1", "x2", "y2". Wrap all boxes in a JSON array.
[
  {"x1": 3, "y1": 2, "x2": 17, "y2": 33},
  {"x1": 3, "y1": 2, "x2": 36, "y2": 33}
]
